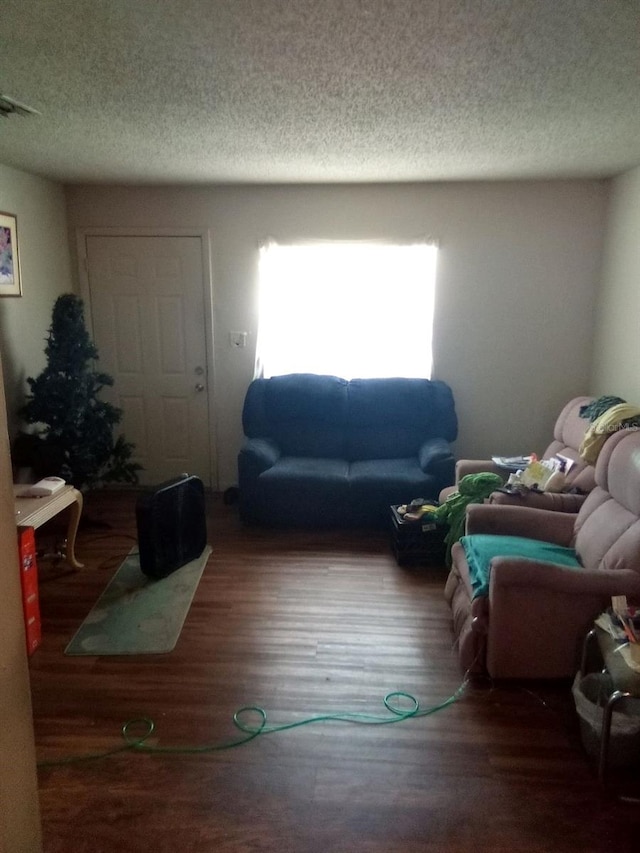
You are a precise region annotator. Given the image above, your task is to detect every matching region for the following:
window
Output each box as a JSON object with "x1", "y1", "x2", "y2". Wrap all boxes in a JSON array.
[{"x1": 255, "y1": 240, "x2": 438, "y2": 380}]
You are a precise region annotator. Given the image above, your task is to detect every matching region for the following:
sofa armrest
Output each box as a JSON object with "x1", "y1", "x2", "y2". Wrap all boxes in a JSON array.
[
  {"x1": 418, "y1": 437, "x2": 455, "y2": 487},
  {"x1": 238, "y1": 437, "x2": 281, "y2": 476},
  {"x1": 490, "y1": 559, "x2": 640, "y2": 597},
  {"x1": 465, "y1": 503, "x2": 576, "y2": 546},
  {"x1": 489, "y1": 489, "x2": 587, "y2": 513},
  {"x1": 485, "y1": 560, "x2": 640, "y2": 678}
]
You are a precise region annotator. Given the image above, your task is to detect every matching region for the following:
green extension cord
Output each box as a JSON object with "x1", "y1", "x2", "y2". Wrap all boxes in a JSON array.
[{"x1": 37, "y1": 680, "x2": 468, "y2": 768}]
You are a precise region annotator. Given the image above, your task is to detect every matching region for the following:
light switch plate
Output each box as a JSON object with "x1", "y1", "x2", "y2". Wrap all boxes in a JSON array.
[{"x1": 229, "y1": 331, "x2": 247, "y2": 348}]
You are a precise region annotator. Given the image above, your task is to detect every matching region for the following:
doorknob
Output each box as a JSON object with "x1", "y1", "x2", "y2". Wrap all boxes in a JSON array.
[{"x1": 195, "y1": 383, "x2": 205, "y2": 393}]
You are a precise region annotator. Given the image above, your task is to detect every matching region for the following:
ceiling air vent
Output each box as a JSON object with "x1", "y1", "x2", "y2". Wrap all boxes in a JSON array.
[{"x1": 0, "y1": 94, "x2": 40, "y2": 118}]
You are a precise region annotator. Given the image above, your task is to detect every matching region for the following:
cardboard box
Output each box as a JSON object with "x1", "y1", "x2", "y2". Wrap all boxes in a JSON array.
[
  {"x1": 23, "y1": 599, "x2": 42, "y2": 656},
  {"x1": 17, "y1": 527, "x2": 41, "y2": 655}
]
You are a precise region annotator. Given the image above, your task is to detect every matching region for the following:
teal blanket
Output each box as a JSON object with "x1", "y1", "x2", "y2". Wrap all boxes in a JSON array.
[{"x1": 460, "y1": 534, "x2": 582, "y2": 599}]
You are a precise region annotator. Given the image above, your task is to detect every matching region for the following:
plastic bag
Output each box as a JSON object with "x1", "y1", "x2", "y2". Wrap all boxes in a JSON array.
[{"x1": 572, "y1": 672, "x2": 640, "y2": 766}]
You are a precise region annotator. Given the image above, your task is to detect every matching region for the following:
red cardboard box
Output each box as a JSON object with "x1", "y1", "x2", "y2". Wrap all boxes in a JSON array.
[{"x1": 17, "y1": 527, "x2": 41, "y2": 655}]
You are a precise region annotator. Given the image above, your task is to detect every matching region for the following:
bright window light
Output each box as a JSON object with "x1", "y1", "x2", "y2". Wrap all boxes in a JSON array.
[{"x1": 255, "y1": 241, "x2": 438, "y2": 379}]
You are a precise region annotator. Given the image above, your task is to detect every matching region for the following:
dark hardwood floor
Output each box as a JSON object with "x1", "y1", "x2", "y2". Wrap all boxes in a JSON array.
[{"x1": 28, "y1": 490, "x2": 640, "y2": 852}]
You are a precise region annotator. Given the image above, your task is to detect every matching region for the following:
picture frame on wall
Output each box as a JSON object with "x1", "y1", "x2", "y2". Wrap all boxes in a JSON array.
[{"x1": 0, "y1": 212, "x2": 22, "y2": 296}]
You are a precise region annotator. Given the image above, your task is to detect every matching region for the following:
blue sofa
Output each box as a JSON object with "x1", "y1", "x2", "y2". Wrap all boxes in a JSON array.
[{"x1": 238, "y1": 373, "x2": 458, "y2": 528}]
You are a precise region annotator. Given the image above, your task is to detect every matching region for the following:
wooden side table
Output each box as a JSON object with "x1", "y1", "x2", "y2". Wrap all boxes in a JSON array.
[{"x1": 14, "y1": 485, "x2": 84, "y2": 570}]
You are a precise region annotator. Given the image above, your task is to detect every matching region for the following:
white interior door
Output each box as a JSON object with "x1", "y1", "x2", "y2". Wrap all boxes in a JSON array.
[{"x1": 84, "y1": 235, "x2": 212, "y2": 487}]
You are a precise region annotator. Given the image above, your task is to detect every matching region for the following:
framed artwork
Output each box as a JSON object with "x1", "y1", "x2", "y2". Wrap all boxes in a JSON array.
[{"x1": 0, "y1": 212, "x2": 22, "y2": 296}]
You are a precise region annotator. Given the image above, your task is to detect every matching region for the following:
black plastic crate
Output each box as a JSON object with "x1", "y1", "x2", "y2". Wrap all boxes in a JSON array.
[{"x1": 389, "y1": 505, "x2": 447, "y2": 566}]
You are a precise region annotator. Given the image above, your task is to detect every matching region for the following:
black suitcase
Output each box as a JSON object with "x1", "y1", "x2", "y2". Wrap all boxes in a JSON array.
[{"x1": 136, "y1": 474, "x2": 207, "y2": 579}]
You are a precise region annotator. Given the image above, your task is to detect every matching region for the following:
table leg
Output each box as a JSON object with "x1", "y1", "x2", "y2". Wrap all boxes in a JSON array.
[
  {"x1": 598, "y1": 689, "x2": 631, "y2": 786},
  {"x1": 64, "y1": 488, "x2": 84, "y2": 570},
  {"x1": 580, "y1": 628, "x2": 598, "y2": 675}
]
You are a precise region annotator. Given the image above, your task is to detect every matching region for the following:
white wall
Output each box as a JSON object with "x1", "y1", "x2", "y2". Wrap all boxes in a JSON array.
[
  {"x1": 591, "y1": 166, "x2": 640, "y2": 402},
  {"x1": 65, "y1": 180, "x2": 608, "y2": 489},
  {"x1": 0, "y1": 164, "x2": 74, "y2": 437}
]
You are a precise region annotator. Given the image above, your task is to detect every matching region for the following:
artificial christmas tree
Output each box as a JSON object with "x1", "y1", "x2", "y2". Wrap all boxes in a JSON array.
[{"x1": 18, "y1": 293, "x2": 141, "y2": 490}]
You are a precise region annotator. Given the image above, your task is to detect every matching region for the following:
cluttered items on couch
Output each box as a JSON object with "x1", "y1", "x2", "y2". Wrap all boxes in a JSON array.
[
  {"x1": 396, "y1": 498, "x2": 439, "y2": 522},
  {"x1": 442, "y1": 397, "x2": 601, "y2": 516},
  {"x1": 491, "y1": 455, "x2": 535, "y2": 472},
  {"x1": 578, "y1": 396, "x2": 640, "y2": 465},
  {"x1": 500, "y1": 453, "x2": 576, "y2": 494},
  {"x1": 595, "y1": 596, "x2": 640, "y2": 671}
]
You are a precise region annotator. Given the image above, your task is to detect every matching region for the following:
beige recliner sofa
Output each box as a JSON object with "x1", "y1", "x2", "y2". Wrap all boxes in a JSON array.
[
  {"x1": 439, "y1": 396, "x2": 597, "y2": 513},
  {"x1": 444, "y1": 426, "x2": 640, "y2": 679}
]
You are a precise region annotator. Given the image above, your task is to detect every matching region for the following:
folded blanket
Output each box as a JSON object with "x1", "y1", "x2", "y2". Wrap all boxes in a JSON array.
[
  {"x1": 579, "y1": 395, "x2": 626, "y2": 422},
  {"x1": 579, "y1": 403, "x2": 640, "y2": 464},
  {"x1": 460, "y1": 534, "x2": 582, "y2": 598}
]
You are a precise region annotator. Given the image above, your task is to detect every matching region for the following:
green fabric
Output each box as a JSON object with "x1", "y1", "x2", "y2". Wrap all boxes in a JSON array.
[
  {"x1": 434, "y1": 472, "x2": 503, "y2": 565},
  {"x1": 460, "y1": 534, "x2": 582, "y2": 599},
  {"x1": 579, "y1": 395, "x2": 626, "y2": 422}
]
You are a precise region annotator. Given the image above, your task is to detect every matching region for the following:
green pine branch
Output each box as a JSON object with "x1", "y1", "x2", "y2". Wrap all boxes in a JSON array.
[{"x1": 18, "y1": 294, "x2": 143, "y2": 490}]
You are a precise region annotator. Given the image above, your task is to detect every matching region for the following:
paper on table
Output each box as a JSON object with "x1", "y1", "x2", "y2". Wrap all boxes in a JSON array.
[
  {"x1": 615, "y1": 643, "x2": 640, "y2": 673},
  {"x1": 595, "y1": 612, "x2": 626, "y2": 641},
  {"x1": 19, "y1": 477, "x2": 66, "y2": 498},
  {"x1": 492, "y1": 456, "x2": 533, "y2": 468}
]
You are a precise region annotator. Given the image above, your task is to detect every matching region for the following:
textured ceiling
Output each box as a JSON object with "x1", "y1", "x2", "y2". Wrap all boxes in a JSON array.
[{"x1": 1, "y1": 0, "x2": 639, "y2": 184}]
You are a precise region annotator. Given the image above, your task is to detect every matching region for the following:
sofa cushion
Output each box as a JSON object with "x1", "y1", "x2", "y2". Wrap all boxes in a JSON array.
[
  {"x1": 256, "y1": 456, "x2": 350, "y2": 525},
  {"x1": 348, "y1": 457, "x2": 439, "y2": 526},
  {"x1": 551, "y1": 396, "x2": 594, "y2": 456},
  {"x1": 261, "y1": 456, "x2": 349, "y2": 488},
  {"x1": 346, "y1": 378, "x2": 457, "y2": 460},
  {"x1": 595, "y1": 421, "x2": 640, "y2": 515},
  {"x1": 349, "y1": 457, "x2": 436, "y2": 494},
  {"x1": 573, "y1": 429, "x2": 640, "y2": 571},
  {"x1": 542, "y1": 395, "x2": 596, "y2": 494},
  {"x1": 263, "y1": 374, "x2": 348, "y2": 457},
  {"x1": 573, "y1": 490, "x2": 640, "y2": 573}
]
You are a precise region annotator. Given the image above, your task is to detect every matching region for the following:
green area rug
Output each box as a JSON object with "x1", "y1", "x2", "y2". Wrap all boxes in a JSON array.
[{"x1": 65, "y1": 545, "x2": 212, "y2": 656}]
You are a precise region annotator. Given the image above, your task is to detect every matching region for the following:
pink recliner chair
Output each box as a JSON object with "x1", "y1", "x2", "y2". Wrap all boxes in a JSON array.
[
  {"x1": 439, "y1": 396, "x2": 597, "y2": 513},
  {"x1": 444, "y1": 426, "x2": 640, "y2": 679}
]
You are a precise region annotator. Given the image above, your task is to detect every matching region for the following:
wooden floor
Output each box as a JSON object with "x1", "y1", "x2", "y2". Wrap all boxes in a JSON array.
[{"x1": 29, "y1": 490, "x2": 640, "y2": 853}]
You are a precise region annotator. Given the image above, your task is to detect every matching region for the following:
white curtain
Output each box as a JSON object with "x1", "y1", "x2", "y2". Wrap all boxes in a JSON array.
[{"x1": 255, "y1": 240, "x2": 438, "y2": 380}]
